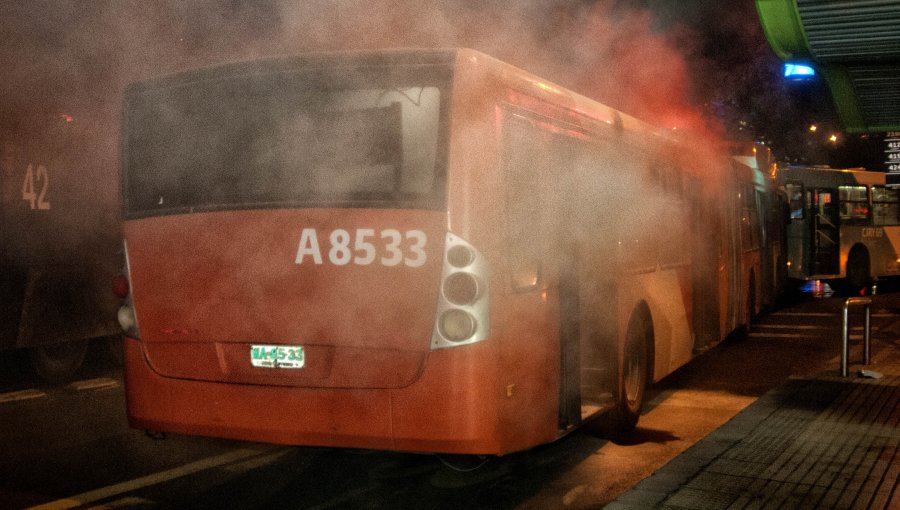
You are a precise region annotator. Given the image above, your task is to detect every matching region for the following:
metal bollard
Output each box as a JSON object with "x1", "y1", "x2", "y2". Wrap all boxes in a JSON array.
[{"x1": 841, "y1": 297, "x2": 872, "y2": 377}]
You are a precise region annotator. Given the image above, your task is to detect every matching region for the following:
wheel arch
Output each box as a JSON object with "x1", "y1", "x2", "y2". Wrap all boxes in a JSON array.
[
  {"x1": 842, "y1": 243, "x2": 872, "y2": 294},
  {"x1": 845, "y1": 243, "x2": 870, "y2": 273}
]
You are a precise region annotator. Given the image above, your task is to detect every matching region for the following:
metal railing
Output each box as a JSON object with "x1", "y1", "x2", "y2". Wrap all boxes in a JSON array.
[{"x1": 841, "y1": 297, "x2": 872, "y2": 377}]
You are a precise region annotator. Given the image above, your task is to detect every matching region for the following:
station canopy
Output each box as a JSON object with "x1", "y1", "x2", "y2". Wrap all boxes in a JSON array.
[{"x1": 757, "y1": 0, "x2": 900, "y2": 133}]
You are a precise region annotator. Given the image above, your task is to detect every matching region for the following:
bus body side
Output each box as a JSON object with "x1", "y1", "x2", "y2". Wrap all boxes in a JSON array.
[
  {"x1": 778, "y1": 166, "x2": 900, "y2": 291},
  {"x1": 122, "y1": 50, "x2": 529, "y2": 454}
]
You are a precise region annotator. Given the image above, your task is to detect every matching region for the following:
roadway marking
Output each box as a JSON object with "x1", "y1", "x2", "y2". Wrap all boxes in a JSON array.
[
  {"x1": 755, "y1": 324, "x2": 831, "y2": 330},
  {"x1": 755, "y1": 324, "x2": 878, "y2": 331},
  {"x1": 85, "y1": 496, "x2": 153, "y2": 509},
  {"x1": 0, "y1": 389, "x2": 46, "y2": 404},
  {"x1": 773, "y1": 311, "x2": 897, "y2": 318},
  {"x1": 0, "y1": 378, "x2": 120, "y2": 406},
  {"x1": 27, "y1": 447, "x2": 285, "y2": 510},
  {"x1": 751, "y1": 332, "x2": 870, "y2": 340},
  {"x1": 751, "y1": 332, "x2": 819, "y2": 339},
  {"x1": 772, "y1": 312, "x2": 836, "y2": 317},
  {"x1": 67, "y1": 378, "x2": 119, "y2": 391}
]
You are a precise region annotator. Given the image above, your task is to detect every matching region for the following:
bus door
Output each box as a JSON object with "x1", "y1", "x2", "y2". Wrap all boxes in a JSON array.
[
  {"x1": 502, "y1": 110, "x2": 618, "y2": 431},
  {"x1": 810, "y1": 188, "x2": 840, "y2": 275},
  {"x1": 566, "y1": 143, "x2": 619, "y2": 427}
]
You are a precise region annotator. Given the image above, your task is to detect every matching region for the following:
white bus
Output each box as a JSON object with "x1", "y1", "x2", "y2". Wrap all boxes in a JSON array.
[{"x1": 776, "y1": 165, "x2": 900, "y2": 294}]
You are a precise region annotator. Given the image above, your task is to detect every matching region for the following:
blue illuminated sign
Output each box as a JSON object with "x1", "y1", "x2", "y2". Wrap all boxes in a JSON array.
[{"x1": 784, "y1": 63, "x2": 816, "y2": 78}]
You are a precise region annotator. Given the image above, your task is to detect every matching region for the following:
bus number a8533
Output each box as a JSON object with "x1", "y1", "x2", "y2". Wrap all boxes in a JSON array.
[{"x1": 295, "y1": 228, "x2": 427, "y2": 267}]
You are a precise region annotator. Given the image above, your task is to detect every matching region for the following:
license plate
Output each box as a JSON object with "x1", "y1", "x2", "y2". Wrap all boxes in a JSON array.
[{"x1": 250, "y1": 344, "x2": 305, "y2": 369}]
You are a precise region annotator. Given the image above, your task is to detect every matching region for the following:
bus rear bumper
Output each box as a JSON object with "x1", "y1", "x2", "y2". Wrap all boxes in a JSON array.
[{"x1": 123, "y1": 337, "x2": 505, "y2": 454}]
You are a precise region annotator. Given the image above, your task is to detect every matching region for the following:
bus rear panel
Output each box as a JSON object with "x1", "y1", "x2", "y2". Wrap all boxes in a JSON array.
[{"x1": 121, "y1": 50, "x2": 525, "y2": 453}]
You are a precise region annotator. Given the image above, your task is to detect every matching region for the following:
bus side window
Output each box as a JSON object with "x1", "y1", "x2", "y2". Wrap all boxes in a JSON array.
[
  {"x1": 502, "y1": 116, "x2": 549, "y2": 292},
  {"x1": 838, "y1": 185, "x2": 869, "y2": 225},
  {"x1": 740, "y1": 184, "x2": 761, "y2": 252},
  {"x1": 873, "y1": 186, "x2": 900, "y2": 226},
  {"x1": 786, "y1": 182, "x2": 804, "y2": 219}
]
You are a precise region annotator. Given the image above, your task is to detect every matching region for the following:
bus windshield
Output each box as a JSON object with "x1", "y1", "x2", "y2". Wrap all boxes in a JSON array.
[{"x1": 124, "y1": 66, "x2": 449, "y2": 217}]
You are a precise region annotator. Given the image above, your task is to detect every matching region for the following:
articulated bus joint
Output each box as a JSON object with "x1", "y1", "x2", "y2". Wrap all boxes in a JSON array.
[{"x1": 430, "y1": 233, "x2": 491, "y2": 350}]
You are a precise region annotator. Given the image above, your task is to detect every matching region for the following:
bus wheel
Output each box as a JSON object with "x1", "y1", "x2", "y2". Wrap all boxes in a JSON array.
[
  {"x1": 598, "y1": 312, "x2": 650, "y2": 437},
  {"x1": 29, "y1": 340, "x2": 88, "y2": 383},
  {"x1": 843, "y1": 249, "x2": 870, "y2": 295}
]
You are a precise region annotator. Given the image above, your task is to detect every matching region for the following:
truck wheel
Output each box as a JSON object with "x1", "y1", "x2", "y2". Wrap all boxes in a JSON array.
[{"x1": 30, "y1": 340, "x2": 88, "y2": 383}]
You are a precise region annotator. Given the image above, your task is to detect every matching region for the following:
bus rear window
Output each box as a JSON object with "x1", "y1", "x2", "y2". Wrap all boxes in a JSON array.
[{"x1": 124, "y1": 69, "x2": 449, "y2": 217}]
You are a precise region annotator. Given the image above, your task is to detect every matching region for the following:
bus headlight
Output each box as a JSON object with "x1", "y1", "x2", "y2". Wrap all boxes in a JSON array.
[{"x1": 439, "y1": 309, "x2": 477, "y2": 342}]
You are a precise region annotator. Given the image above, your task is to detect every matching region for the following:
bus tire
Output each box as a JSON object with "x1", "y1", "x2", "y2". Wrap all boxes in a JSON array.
[
  {"x1": 29, "y1": 340, "x2": 88, "y2": 383},
  {"x1": 843, "y1": 248, "x2": 870, "y2": 296},
  {"x1": 599, "y1": 309, "x2": 651, "y2": 437}
]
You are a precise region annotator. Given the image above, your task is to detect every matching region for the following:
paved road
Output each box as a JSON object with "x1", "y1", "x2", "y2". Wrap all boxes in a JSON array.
[{"x1": 0, "y1": 290, "x2": 896, "y2": 509}]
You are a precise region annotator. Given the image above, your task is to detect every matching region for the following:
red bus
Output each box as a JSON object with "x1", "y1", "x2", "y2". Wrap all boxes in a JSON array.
[
  {"x1": 119, "y1": 49, "x2": 781, "y2": 454},
  {"x1": 1, "y1": 112, "x2": 121, "y2": 382}
]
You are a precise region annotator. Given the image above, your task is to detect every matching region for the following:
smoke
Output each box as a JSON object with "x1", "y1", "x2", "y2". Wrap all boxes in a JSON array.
[
  {"x1": 0, "y1": 0, "x2": 744, "y2": 270},
  {"x1": 2, "y1": 1, "x2": 740, "y2": 349},
  {"x1": 273, "y1": 0, "x2": 713, "y2": 133},
  {"x1": 1, "y1": 1, "x2": 734, "y2": 138}
]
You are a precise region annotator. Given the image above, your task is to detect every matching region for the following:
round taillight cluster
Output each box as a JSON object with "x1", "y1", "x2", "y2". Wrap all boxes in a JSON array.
[
  {"x1": 439, "y1": 309, "x2": 477, "y2": 342},
  {"x1": 439, "y1": 244, "x2": 481, "y2": 342},
  {"x1": 447, "y1": 245, "x2": 475, "y2": 268},
  {"x1": 444, "y1": 272, "x2": 481, "y2": 305}
]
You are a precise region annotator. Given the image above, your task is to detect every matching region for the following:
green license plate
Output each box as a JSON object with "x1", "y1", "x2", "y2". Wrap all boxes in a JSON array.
[{"x1": 250, "y1": 344, "x2": 305, "y2": 369}]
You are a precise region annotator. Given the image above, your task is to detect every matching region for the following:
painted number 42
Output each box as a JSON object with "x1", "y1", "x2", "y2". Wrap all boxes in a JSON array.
[
  {"x1": 22, "y1": 164, "x2": 51, "y2": 210},
  {"x1": 295, "y1": 228, "x2": 427, "y2": 267}
]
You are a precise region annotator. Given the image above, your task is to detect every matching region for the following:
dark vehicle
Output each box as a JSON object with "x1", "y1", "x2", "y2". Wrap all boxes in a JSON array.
[{"x1": 1, "y1": 111, "x2": 121, "y2": 382}]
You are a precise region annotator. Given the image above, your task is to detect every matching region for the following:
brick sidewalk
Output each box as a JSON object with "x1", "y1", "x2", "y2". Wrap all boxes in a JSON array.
[{"x1": 606, "y1": 350, "x2": 900, "y2": 509}]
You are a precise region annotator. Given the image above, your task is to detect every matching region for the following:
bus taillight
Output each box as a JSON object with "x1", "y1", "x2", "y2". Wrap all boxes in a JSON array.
[
  {"x1": 112, "y1": 274, "x2": 130, "y2": 299},
  {"x1": 443, "y1": 272, "x2": 482, "y2": 305},
  {"x1": 117, "y1": 240, "x2": 142, "y2": 339},
  {"x1": 439, "y1": 309, "x2": 478, "y2": 342},
  {"x1": 431, "y1": 233, "x2": 491, "y2": 350}
]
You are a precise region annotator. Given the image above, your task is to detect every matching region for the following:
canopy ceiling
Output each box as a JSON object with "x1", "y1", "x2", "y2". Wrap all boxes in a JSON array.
[{"x1": 757, "y1": 0, "x2": 900, "y2": 133}]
